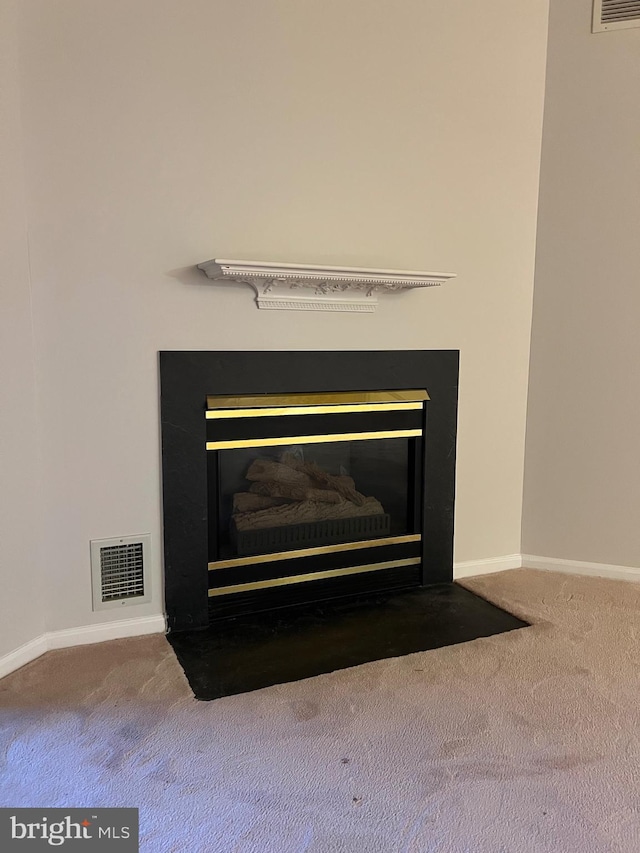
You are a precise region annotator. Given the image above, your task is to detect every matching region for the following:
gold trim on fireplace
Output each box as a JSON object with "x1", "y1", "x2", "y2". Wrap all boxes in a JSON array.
[
  {"x1": 208, "y1": 557, "x2": 422, "y2": 597},
  {"x1": 208, "y1": 533, "x2": 422, "y2": 570},
  {"x1": 206, "y1": 428, "x2": 422, "y2": 451},
  {"x1": 207, "y1": 389, "x2": 429, "y2": 411},
  {"x1": 206, "y1": 401, "x2": 424, "y2": 419}
]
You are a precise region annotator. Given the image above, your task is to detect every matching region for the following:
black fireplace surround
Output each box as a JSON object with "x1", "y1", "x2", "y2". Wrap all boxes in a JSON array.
[{"x1": 160, "y1": 350, "x2": 459, "y2": 633}]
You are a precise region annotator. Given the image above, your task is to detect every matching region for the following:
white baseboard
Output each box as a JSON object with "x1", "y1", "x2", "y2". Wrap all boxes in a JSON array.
[
  {"x1": 0, "y1": 635, "x2": 49, "y2": 681},
  {"x1": 454, "y1": 554, "x2": 523, "y2": 579},
  {"x1": 521, "y1": 554, "x2": 640, "y2": 582},
  {"x1": 3, "y1": 554, "x2": 638, "y2": 680},
  {"x1": 46, "y1": 614, "x2": 166, "y2": 651},
  {"x1": 454, "y1": 552, "x2": 640, "y2": 583},
  {"x1": 0, "y1": 614, "x2": 166, "y2": 681}
]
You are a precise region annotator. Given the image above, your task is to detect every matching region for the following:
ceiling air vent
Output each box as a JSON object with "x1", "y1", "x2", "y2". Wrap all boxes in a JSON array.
[
  {"x1": 593, "y1": 0, "x2": 640, "y2": 31},
  {"x1": 91, "y1": 534, "x2": 152, "y2": 611}
]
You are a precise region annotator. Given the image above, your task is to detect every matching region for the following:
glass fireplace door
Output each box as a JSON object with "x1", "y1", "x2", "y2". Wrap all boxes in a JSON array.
[{"x1": 217, "y1": 436, "x2": 417, "y2": 560}]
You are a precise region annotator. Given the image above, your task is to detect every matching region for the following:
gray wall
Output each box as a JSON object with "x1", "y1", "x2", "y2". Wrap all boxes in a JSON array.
[
  {"x1": 10, "y1": 0, "x2": 549, "y2": 638},
  {"x1": 0, "y1": 0, "x2": 45, "y2": 658},
  {"x1": 523, "y1": 0, "x2": 640, "y2": 565}
]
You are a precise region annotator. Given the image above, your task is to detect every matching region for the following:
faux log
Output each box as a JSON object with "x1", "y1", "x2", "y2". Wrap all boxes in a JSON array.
[
  {"x1": 249, "y1": 481, "x2": 342, "y2": 504},
  {"x1": 232, "y1": 493, "x2": 290, "y2": 513},
  {"x1": 281, "y1": 456, "x2": 366, "y2": 506},
  {"x1": 233, "y1": 495, "x2": 385, "y2": 532},
  {"x1": 245, "y1": 458, "x2": 312, "y2": 487},
  {"x1": 246, "y1": 457, "x2": 365, "y2": 506}
]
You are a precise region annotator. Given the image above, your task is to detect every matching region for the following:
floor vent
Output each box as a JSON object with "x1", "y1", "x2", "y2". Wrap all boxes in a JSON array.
[
  {"x1": 91, "y1": 534, "x2": 152, "y2": 610},
  {"x1": 593, "y1": 0, "x2": 640, "y2": 31}
]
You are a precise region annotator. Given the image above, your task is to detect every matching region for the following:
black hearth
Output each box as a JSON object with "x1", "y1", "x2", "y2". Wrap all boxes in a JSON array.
[
  {"x1": 159, "y1": 351, "x2": 459, "y2": 632},
  {"x1": 167, "y1": 585, "x2": 528, "y2": 700}
]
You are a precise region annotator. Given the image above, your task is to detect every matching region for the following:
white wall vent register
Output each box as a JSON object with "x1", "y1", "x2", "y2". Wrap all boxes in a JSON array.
[
  {"x1": 593, "y1": 0, "x2": 640, "y2": 31},
  {"x1": 91, "y1": 534, "x2": 152, "y2": 610}
]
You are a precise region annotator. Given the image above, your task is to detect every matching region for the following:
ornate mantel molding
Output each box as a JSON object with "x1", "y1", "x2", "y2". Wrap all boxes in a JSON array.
[{"x1": 196, "y1": 259, "x2": 456, "y2": 313}]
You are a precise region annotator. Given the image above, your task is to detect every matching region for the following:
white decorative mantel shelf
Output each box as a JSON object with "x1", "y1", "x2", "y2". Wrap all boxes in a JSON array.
[{"x1": 196, "y1": 259, "x2": 456, "y2": 313}]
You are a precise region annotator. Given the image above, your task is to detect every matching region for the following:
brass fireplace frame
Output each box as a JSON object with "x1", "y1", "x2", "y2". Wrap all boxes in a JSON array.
[{"x1": 205, "y1": 389, "x2": 427, "y2": 603}]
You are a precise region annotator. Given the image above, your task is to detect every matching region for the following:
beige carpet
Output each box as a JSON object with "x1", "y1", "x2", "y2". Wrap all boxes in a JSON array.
[{"x1": 1, "y1": 569, "x2": 640, "y2": 852}]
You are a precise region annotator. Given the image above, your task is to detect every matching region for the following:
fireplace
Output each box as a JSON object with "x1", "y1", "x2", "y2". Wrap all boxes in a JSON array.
[{"x1": 160, "y1": 351, "x2": 458, "y2": 632}]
